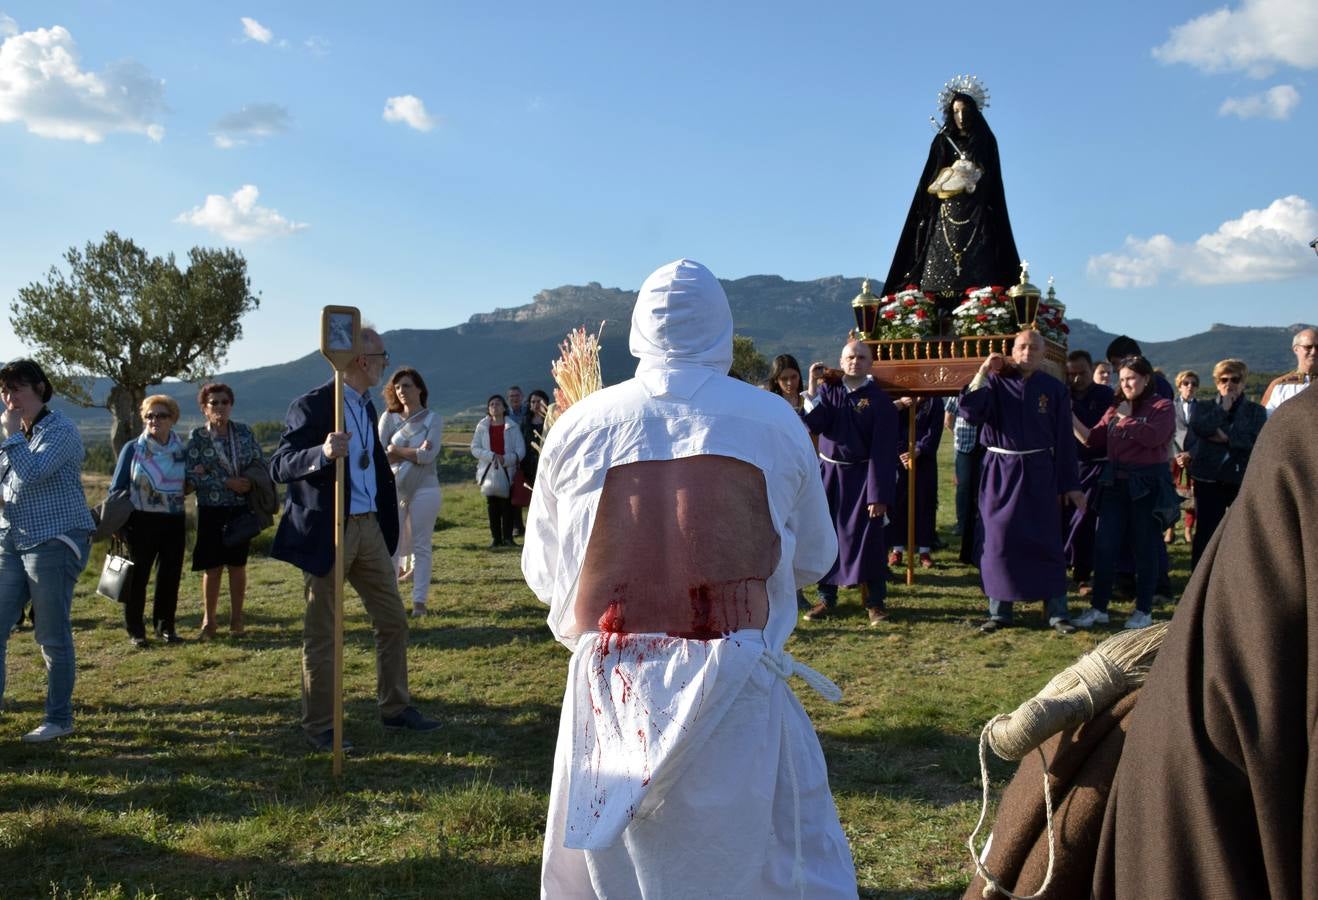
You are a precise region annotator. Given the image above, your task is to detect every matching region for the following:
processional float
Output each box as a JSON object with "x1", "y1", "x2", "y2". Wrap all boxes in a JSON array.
[{"x1": 853, "y1": 74, "x2": 1070, "y2": 585}]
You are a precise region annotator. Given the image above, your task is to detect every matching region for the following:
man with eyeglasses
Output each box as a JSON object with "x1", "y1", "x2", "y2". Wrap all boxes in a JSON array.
[
  {"x1": 1261, "y1": 327, "x2": 1315, "y2": 417},
  {"x1": 270, "y1": 327, "x2": 439, "y2": 752}
]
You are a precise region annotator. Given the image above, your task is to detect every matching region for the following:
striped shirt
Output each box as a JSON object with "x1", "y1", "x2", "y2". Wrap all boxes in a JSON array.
[{"x1": 0, "y1": 408, "x2": 95, "y2": 550}]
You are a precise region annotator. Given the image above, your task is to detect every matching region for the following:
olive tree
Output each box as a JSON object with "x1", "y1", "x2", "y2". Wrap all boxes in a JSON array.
[
  {"x1": 11, "y1": 231, "x2": 259, "y2": 452},
  {"x1": 731, "y1": 334, "x2": 770, "y2": 384}
]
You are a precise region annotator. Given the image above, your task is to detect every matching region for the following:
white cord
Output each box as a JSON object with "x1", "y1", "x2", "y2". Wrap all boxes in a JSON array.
[{"x1": 967, "y1": 715, "x2": 1057, "y2": 900}]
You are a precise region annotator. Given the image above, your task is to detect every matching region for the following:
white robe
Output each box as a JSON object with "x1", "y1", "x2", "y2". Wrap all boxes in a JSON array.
[{"x1": 522, "y1": 259, "x2": 857, "y2": 899}]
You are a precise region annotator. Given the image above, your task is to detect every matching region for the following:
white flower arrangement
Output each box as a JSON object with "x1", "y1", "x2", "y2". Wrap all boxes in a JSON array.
[
  {"x1": 874, "y1": 287, "x2": 937, "y2": 340},
  {"x1": 1035, "y1": 301, "x2": 1069, "y2": 346},
  {"x1": 952, "y1": 285, "x2": 1014, "y2": 337}
]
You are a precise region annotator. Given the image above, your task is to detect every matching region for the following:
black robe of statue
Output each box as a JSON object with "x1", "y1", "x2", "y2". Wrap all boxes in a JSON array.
[{"x1": 882, "y1": 116, "x2": 1021, "y2": 301}]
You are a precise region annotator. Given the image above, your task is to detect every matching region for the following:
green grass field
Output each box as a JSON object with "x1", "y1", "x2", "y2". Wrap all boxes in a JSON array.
[{"x1": 0, "y1": 446, "x2": 1192, "y2": 899}]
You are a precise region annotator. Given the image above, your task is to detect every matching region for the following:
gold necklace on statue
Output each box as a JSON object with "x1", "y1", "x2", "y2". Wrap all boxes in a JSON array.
[{"x1": 940, "y1": 204, "x2": 978, "y2": 276}]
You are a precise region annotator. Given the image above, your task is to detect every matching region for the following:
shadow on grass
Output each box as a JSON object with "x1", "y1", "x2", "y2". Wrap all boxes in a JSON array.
[
  {"x1": 0, "y1": 694, "x2": 560, "y2": 819},
  {"x1": 0, "y1": 819, "x2": 540, "y2": 899},
  {"x1": 823, "y1": 725, "x2": 992, "y2": 808}
]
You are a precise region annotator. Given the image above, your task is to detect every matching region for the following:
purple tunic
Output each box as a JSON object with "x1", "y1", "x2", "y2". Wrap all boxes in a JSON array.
[
  {"x1": 804, "y1": 379, "x2": 898, "y2": 585},
  {"x1": 886, "y1": 398, "x2": 943, "y2": 549},
  {"x1": 1065, "y1": 384, "x2": 1115, "y2": 579},
  {"x1": 959, "y1": 370, "x2": 1080, "y2": 600}
]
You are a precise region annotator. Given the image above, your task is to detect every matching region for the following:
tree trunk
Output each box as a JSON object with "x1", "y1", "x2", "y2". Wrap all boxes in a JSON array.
[{"x1": 107, "y1": 384, "x2": 145, "y2": 455}]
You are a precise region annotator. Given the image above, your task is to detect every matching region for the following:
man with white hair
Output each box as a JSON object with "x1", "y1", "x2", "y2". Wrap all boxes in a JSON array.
[
  {"x1": 523, "y1": 259, "x2": 857, "y2": 898},
  {"x1": 1261, "y1": 327, "x2": 1314, "y2": 416}
]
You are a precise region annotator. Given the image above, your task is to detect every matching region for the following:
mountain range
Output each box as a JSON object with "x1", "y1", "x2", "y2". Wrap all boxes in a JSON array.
[{"x1": 55, "y1": 275, "x2": 1312, "y2": 432}]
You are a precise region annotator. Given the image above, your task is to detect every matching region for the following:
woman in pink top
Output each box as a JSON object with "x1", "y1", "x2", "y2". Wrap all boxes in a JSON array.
[{"x1": 1071, "y1": 356, "x2": 1176, "y2": 630}]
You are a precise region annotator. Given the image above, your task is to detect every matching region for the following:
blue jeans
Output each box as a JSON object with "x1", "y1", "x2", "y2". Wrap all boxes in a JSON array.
[
  {"x1": 988, "y1": 595, "x2": 1070, "y2": 626},
  {"x1": 953, "y1": 449, "x2": 983, "y2": 537},
  {"x1": 818, "y1": 577, "x2": 886, "y2": 610},
  {"x1": 1092, "y1": 479, "x2": 1158, "y2": 614},
  {"x1": 0, "y1": 532, "x2": 90, "y2": 727}
]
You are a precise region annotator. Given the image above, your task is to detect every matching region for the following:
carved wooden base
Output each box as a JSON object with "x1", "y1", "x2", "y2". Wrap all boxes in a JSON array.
[{"x1": 863, "y1": 335, "x2": 1066, "y2": 397}]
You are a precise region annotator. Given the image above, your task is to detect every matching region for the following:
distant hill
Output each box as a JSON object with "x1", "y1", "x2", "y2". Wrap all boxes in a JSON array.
[{"x1": 54, "y1": 276, "x2": 1312, "y2": 437}]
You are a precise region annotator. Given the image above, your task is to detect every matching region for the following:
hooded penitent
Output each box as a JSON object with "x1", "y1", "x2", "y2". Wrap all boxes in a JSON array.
[{"x1": 523, "y1": 259, "x2": 858, "y2": 899}]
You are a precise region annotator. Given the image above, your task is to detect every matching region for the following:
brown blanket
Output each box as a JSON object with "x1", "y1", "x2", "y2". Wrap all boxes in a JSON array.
[
  {"x1": 965, "y1": 690, "x2": 1139, "y2": 899},
  {"x1": 1092, "y1": 384, "x2": 1318, "y2": 899}
]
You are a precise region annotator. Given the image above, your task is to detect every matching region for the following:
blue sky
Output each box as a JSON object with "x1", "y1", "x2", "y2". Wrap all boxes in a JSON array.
[{"x1": 1, "y1": 1, "x2": 1315, "y2": 371}]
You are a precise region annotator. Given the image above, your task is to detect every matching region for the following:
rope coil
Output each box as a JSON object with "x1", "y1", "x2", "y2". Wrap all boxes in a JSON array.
[{"x1": 967, "y1": 623, "x2": 1170, "y2": 898}]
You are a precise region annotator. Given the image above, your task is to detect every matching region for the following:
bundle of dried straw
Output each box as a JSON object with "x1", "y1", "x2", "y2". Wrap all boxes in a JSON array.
[{"x1": 537, "y1": 322, "x2": 605, "y2": 450}]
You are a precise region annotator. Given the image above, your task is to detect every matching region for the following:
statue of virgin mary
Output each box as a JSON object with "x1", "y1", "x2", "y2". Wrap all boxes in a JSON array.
[{"x1": 882, "y1": 76, "x2": 1022, "y2": 308}]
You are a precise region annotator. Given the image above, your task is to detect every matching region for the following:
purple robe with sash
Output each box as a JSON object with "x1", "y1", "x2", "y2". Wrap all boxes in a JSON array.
[
  {"x1": 959, "y1": 370, "x2": 1080, "y2": 600},
  {"x1": 804, "y1": 378, "x2": 898, "y2": 585},
  {"x1": 1065, "y1": 384, "x2": 1115, "y2": 582},
  {"x1": 886, "y1": 398, "x2": 943, "y2": 549}
]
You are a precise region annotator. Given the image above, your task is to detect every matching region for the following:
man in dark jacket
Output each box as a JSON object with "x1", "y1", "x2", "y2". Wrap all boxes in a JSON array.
[{"x1": 270, "y1": 327, "x2": 438, "y2": 751}]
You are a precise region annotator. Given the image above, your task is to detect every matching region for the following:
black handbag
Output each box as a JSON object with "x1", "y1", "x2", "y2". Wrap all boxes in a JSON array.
[
  {"x1": 96, "y1": 539, "x2": 133, "y2": 603},
  {"x1": 221, "y1": 510, "x2": 263, "y2": 548}
]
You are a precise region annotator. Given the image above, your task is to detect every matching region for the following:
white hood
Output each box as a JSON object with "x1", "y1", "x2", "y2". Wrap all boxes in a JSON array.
[{"x1": 629, "y1": 258, "x2": 733, "y2": 399}]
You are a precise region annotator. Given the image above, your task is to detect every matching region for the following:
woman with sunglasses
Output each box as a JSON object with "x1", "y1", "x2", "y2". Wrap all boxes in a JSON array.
[
  {"x1": 186, "y1": 383, "x2": 265, "y2": 638},
  {"x1": 111, "y1": 395, "x2": 189, "y2": 647},
  {"x1": 1188, "y1": 358, "x2": 1266, "y2": 570}
]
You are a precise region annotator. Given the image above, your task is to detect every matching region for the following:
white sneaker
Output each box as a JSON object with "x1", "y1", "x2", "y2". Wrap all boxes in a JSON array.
[
  {"x1": 22, "y1": 721, "x2": 73, "y2": 743},
  {"x1": 1072, "y1": 608, "x2": 1110, "y2": 628},
  {"x1": 1124, "y1": 610, "x2": 1153, "y2": 630}
]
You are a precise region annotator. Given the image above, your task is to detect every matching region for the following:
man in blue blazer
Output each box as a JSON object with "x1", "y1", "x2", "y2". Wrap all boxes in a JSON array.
[{"x1": 270, "y1": 327, "x2": 438, "y2": 751}]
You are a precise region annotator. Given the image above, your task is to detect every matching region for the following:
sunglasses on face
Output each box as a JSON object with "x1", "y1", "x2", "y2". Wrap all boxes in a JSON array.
[
  {"x1": 144, "y1": 412, "x2": 172, "y2": 421},
  {"x1": 1217, "y1": 376, "x2": 1241, "y2": 384}
]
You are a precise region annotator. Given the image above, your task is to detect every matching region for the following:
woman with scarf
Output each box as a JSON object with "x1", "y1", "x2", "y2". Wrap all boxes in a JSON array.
[
  {"x1": 111, "y1": 395, "x2": 188, "y2": 647},
  {"x1": 185, "y1": 383, "x2": 265, "y2": 638},
  {"x1": 379, "y1": 367, "x2": 443, "y2": 617}
]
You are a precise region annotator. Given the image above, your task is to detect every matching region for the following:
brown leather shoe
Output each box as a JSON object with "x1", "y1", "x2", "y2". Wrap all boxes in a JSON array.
[
  {"x1": 802, "y1": 602, "x2": 832, "y2": 621},
  {"x1": 888, "y1": 550, "x2": 903, "y2": 567},
  {"x1": 867, "y1": 607, "x2": 889, "y2": 626},
  {"x1": 919, "y1": 552, "x2": 934, "y2": 569}
]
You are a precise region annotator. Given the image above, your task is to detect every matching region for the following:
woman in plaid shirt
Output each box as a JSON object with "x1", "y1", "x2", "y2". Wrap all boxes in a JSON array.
[{"x1": 0, "y1": 359, "x2": 95, "y2": 743}]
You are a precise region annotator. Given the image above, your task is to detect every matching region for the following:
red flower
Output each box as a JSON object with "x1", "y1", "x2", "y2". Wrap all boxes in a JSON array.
[
  {"x1": 990, "y1": 285, "x2": 1004, "y2": 292},
  {"x1": 965, "y1": 285, "x2": 980, "y2": 294},
  {"x1": 980, "y1": 297, "x2": 992, "y2": 306},
  {"x1": 914, "y1": 309, "x2": 928, "y2": 319},
  {"x1": 976, "y1": 314, "x2": 988, "y2": 322},
  {"x1": 1060, "y1": 323, "x2": 1070, "y2": 333},
  {"x1": 883, "y1": 310, "x2": 897, "y2": 319},
  {"x1": 904, "y1": 283, "x2": 918, "y2": 292},
  {"x1": 903, "y1": 298, "x2": 916, "y2": 307}
]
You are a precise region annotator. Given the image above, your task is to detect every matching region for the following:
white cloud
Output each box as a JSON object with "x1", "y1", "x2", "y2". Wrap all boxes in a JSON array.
[
  {"x1": 175, "y1": 184, "x2": 308, "y2": 242},
  {"x1": 1154, "y1": 0, "x2": 1318, "y2": 77},
  {"x1": 1, "y1": 14, "x2": 17, "y2": 37},
  {"x1": 1219, "y1": 84, "x2": 1301, "y2": 119},
  {"x1": 211, "y1": 102, "x2": 291, "y2": 148},
  {"x1": 383, "y1": 94, "x2": 437, "y2": 132},
  {"x1": 240, "y1": 17, "x2": 273, "y2": 44},
  {"x1": 0, "y1": 23, "x2": 166, "y2": 143},
  {"x1": 1088, "y1": 195, "x2": 1318, "y2": 288},
  {"x1": 304, "y1": 35, "x2": 330, "y2": 55}
]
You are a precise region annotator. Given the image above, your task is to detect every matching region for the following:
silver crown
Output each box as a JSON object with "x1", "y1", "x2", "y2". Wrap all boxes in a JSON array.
[{"x1": 936, "y1": 74, "x2": 990, "y2": 116}]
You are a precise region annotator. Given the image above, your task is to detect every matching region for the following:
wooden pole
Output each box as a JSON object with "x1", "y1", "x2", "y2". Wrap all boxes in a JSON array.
[
  {"x1": 906, "y1": 400, "x2": 917, "y2": 586},
  {"x1": 332, "y1": 370, "x2": 346, "y2": 777}
]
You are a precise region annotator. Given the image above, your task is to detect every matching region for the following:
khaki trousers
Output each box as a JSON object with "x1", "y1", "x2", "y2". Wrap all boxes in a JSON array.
[{"x1": 302, "y1": 513, "x2": 410, "y2": 736}]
